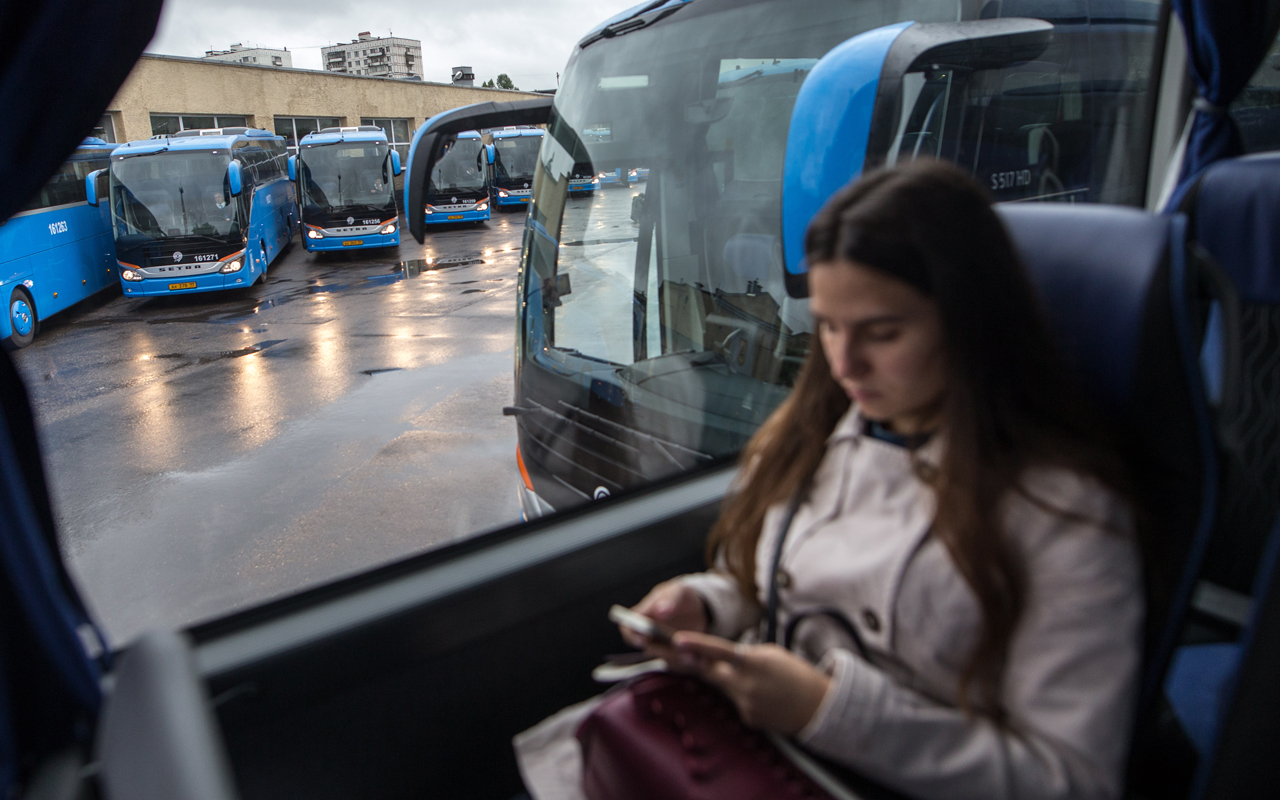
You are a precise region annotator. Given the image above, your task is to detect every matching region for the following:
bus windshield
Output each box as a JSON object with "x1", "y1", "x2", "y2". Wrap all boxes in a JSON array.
[
  {"x1": 299, "y1": 142, "x2": 394, "y2": 211},
  {"x1": 494, "y1": 136, "x2": 540, "y2": 184},
  {"x1": 517, "y1": 0, "x2": 1162, "y2": 510},
  {"x1": 110, "y1": 151, "x2": 243, "y2": 240},
  {"x1": 429, "y1": 137, "x2": 487, "y2": 195}
]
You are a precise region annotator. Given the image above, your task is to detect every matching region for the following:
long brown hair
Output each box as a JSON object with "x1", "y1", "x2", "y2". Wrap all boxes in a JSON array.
[{"x1": 707, "y1": 160, "x2": 1124, "y2": 715}]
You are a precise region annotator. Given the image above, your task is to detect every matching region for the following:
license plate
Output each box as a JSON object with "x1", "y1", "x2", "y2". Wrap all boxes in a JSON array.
[
  {"x1": 168, "y1": 282, "x2": 197, "y2": 290},
  {"x1": 447, "y1": 215, "x2": 464, "y2": 220},
  {"x1": 342, "y1": 239, "x2": 364, "y2": 246},
  {"x1": 520, "y1": 198, "x2": 531, "y2": 203}
]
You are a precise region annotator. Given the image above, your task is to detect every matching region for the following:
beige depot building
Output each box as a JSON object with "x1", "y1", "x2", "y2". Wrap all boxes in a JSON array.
[{"x1": 97, "y1": 54, "x2": 544, "y2": 155}]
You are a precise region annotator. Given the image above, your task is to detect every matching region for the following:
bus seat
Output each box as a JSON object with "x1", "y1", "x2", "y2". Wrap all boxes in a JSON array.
[
  {"x1": 1157, "y1": 152, "x2": 1280, "y2": 799},
  {"x1": 1182, "y1": 152, "x2": 1280, "y2": 594},
  {"x1": 995, "y1": 204, "x2": 1221, "y2": 796}
]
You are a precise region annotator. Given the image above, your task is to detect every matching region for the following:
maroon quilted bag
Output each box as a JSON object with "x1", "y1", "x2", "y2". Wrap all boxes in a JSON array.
[{"x1": 575, "y1": 672, "x2": 837, "y2": 800}]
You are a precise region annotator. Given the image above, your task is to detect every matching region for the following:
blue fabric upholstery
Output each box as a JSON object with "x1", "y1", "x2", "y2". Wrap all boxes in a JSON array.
[
  {"x1": 997, "y1": 204, "x2": 1176, "y2": 412},
  {"x1": 998, "y1": 203, "x2": 1217, "y2": 702},
  {"x1": 1191, "y1": 153, "x2": 1280, "y2": 305},
  {"x1": 1165, "y1": 0, "x2": 1280, "y2": 210},
  {"x1": 1165, "y1": 642, "x2": 1242, "y2": 756}
]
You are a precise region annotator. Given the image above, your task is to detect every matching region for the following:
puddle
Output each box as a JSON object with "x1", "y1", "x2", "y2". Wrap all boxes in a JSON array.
[{"x1": 195, "y1": 339, "x2": 287, "y2": 364}]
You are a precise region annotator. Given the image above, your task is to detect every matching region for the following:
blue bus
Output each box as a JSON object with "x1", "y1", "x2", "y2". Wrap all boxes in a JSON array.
[
  {"x1": 0, "y1": 138, "x2": 118, "y2": 348},
  {"x1": 489, "y1": 128, "x2": 542, "y2": 208},
  {"x1": 422, "y1": 130, "x2": 491, "y2": 225},
  {"x1": 290, "y1": 126, "x2": 402, "y2": 251},
  {"x1": 96, "y1": 127, "x2": 297, "y2": 297}
]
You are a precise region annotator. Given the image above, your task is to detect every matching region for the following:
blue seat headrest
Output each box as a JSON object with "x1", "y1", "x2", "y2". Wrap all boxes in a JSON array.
[
  {"x1": 1191, "y1": 153, "x2": 1280, "y2": 305},
  {"x1": 997, "y1": 204, "x2": 1177, "y2": 414}
]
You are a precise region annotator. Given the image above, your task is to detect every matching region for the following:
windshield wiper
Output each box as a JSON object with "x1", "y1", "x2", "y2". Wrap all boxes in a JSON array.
[
  {"x1": 178, "y1": 184, "x2": 189, "y2": 235},
  {"x1": 580, "y1": 0, "x2": 687, "y2": 48}
]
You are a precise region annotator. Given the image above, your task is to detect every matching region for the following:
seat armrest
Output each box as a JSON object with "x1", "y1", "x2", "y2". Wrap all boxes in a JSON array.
[{"x1": 95, "y1": 630, "x2": 239, "y2": 800}]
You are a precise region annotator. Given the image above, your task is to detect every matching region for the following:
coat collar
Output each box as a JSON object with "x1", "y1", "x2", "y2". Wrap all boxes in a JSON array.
[{"x1": 827, "y1": 404, "x2": 945, "y2": 468}]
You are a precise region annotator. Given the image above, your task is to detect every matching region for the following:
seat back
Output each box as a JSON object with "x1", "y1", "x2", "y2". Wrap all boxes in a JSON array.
[
  {"x1": 997, "y1": 205, "x2": 1216, "y2": 695},
  {"x1": 1165, "y1": 152, "x2": 1280, "y2": 799}
]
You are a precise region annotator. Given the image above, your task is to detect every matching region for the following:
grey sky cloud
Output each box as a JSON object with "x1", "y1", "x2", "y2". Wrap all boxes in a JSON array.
[{"x1": 150, "y1": 0, "x2": 640, "y2": 89}]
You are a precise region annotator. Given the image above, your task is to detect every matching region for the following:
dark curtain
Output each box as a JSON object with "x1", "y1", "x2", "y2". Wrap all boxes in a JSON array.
[
  {"x1": 1165, "y1": 0, "x2": 1280, "y2": 209},
  {"x1": 0, "y1": 0, "x2": 164, "y2": 222},
  {"x1": 0, "y1": 0, "x2": 162, "y2": 792}
]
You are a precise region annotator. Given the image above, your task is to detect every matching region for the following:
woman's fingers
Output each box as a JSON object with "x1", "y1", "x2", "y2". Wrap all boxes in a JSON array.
[{"x1": 672, "y1": 630, "x2": 741, "y2": 662}]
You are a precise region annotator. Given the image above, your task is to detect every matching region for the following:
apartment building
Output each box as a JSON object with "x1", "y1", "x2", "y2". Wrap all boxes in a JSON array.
[{"x1": 321, "y1": 32, "x2": 424, "y2": 81}]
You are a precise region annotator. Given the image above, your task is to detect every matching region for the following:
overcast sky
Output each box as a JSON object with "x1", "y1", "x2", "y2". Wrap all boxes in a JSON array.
[{"x1": 149, "y1": 0, "x2": 640, "y2": 90}]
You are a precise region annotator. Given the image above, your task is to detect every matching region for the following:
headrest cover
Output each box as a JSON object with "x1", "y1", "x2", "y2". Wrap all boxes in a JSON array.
[
  {"x1": 1192, "y1": 153, "x2": 1280, "y2": 304},
  {"x1": 997, "y1": 204, "x2": 1173, "y2": 413}
]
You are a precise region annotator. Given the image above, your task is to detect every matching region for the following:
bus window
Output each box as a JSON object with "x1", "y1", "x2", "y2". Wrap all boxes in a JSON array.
[{"x1": 1232, "y1": 31, "x2": 1280, "y2": 153}]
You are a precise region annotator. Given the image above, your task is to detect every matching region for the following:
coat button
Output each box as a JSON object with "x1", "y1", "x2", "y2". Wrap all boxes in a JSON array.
[
  {"x1": 774, "y1": 569, "x2": 793, "y2": 589},
  {"x1": 861, "y1": 608, "x2": 881, "y2": 632}
]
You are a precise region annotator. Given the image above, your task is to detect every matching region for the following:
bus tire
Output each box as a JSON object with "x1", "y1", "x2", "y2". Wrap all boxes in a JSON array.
[{"x1": 7, "y1": 287, "x2": 36, "y2": 349}]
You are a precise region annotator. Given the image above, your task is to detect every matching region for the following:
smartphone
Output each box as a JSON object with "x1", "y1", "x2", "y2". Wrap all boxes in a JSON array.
[{"x1": 609, "y1": 604, "x2": 677, "y2": 645}]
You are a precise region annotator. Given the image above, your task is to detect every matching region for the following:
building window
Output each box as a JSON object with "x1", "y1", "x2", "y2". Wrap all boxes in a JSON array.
[
  {"x1": 150, "y1": 114, "x2": 248, "y2": 136},
  {"x1": 91, "y1": 113, "x2": 117, "y2": 143},
  {"x1": 361, "y1": 117, "x2": 413, "y2": 159},
  {"x1": 274, "y1": 116, "x2": 342, "y2": 152}
]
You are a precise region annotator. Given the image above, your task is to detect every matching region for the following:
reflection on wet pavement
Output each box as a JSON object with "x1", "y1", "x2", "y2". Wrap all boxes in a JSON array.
[{"x1": 11, "y1": 205, "x2": 555, "y2": 643}]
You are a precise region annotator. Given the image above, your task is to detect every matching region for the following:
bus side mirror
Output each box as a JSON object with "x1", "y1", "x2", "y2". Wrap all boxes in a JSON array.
[
  {"x1": 85, "y1": 169, "x2": 108, "y2": 207},
  {"x1": 405, "y1": 96, "x2": 552, "y2": 243},
  {"x1": 391, "y1": 149, "x2": 402, "y2": 176},
  {"x1": 228, "y1": 160, "x2": 244, "y2": 197},
  {"x1": 288, "y1": 155, "x2": 297, "y2": 182},
  {"x1": 780, "y1": 17, "x2": 1053, "y2": 298},
  {"x1": 485, "y1": 144, "x2": 496, "y2": 165}
]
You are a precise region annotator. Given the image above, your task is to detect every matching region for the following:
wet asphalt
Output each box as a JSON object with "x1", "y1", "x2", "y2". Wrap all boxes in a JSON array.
[{"x1": 13, "y1": 205, "x2": 543, "y2": 644}]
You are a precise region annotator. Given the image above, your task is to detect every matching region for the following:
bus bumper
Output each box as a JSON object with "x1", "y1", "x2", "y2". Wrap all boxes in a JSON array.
[
  {"x1": 304, "y1": 230, "x2": 400, "y2": 251},
  {"x1": 494, "y1": 195, "x2": 532, "y2": 209},
  {"x1": 423, "y1": 208, "x2": 490, "y2": 224},
  {"x1": 517, "y1": 479, "x2": 555, "y2": 522},
  {"x1": 121, "y1": 270, "x2": 255, "y2": 297}
]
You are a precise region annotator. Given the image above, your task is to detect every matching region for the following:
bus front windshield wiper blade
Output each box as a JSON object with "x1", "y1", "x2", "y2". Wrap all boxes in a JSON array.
[{"x1": 580, "y1": 0, "x2": 688, "y2": 48}]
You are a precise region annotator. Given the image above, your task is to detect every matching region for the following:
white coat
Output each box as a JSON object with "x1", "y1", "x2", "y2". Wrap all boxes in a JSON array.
[{"x1": 680, "y1": 407, "x2": 1143, "y2": 800}]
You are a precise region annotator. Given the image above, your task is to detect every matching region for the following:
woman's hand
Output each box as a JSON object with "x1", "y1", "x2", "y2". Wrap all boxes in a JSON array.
[
  {"x1": 620, "y1": 580, "x2": 708, "y2": 650},
  {"x1": 672, "y1": 631, "x2": 832, "y2": 736}
]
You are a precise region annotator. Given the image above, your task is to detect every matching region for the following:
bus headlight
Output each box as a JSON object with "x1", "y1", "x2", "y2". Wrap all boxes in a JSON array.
[
  {"x1": 219, "y1": 259, "x2": 243, "y2": 274},
  {"x1": 592, "y1": 178, "x2": 600, "y2": 184},
  {"x1": 381, "y1": 223, "x2": 397, "y2": 235},
  {"x1": 498, "y1": 190, "x2": 509, "y2": 198},
  {"x1": 476, "y1": 201, "x2": 489, "y2": 211},
  {"x1": 306, "y1": 229, "x2": 323, "y2": 239},
  {"x1": 424, "y1": 206, "x2": 434, "y2": 215},
  {"x1": 120, "y1": 268, "x2": 142, "y2": 282}
]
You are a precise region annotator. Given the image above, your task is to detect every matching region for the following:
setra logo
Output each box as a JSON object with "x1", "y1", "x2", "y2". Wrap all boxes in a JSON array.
[
  {"x1": 173, "y1": 251, "x2": 183, "y2": 262},
  {"x1": 347, "y1": 216, "x2": 355, "y2": 225},
  {"x1": 593, "y1": 486, "x2": 610, "y2": 500}
]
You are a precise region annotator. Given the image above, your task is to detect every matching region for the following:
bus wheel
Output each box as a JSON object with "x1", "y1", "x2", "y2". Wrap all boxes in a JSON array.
[{"x1": 8, "y1": 287, "x2": 36, "y2": 349}]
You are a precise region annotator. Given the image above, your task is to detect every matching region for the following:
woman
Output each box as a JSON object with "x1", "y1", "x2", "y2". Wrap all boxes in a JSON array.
[{"x1": 517, "y1": 160, "x2": 1143, "y2": 800}]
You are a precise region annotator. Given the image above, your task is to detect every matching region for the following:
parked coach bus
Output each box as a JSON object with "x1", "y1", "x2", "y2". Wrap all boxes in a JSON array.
[
  {"x1": 421, "y1": 130, "x2": 491, "y2": 225},
  {"x1": 489, "y1": 128, "x2": 543, "y2": 208},
  {"x1": 0, "y1": 138, "x2": 117, "y2": 348},
  {"x1": 92, "y1": 127, "x2": 297, "y2": 296},
  {"x1": 291, "y1": 126, "x2": 402, "y2": 251}
]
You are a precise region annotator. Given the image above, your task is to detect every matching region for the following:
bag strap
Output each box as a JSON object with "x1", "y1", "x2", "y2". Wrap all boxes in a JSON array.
[{"x1": 764, "y1": 492, "x2": 804, "y2": 644}]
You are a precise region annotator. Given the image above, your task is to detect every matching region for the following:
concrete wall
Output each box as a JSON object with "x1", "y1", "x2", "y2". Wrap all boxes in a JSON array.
[{"x1": 106, "y1": 55, "x2": 544, "y2": 143}]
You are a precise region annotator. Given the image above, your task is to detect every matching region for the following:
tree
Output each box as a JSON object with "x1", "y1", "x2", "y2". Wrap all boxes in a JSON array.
[
  {"x1": 481, "y1": 78, "x2": 495, "y2": 88},
  {"x1": 496, "y1": 73, "x2": 518, "y2": 90}
]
